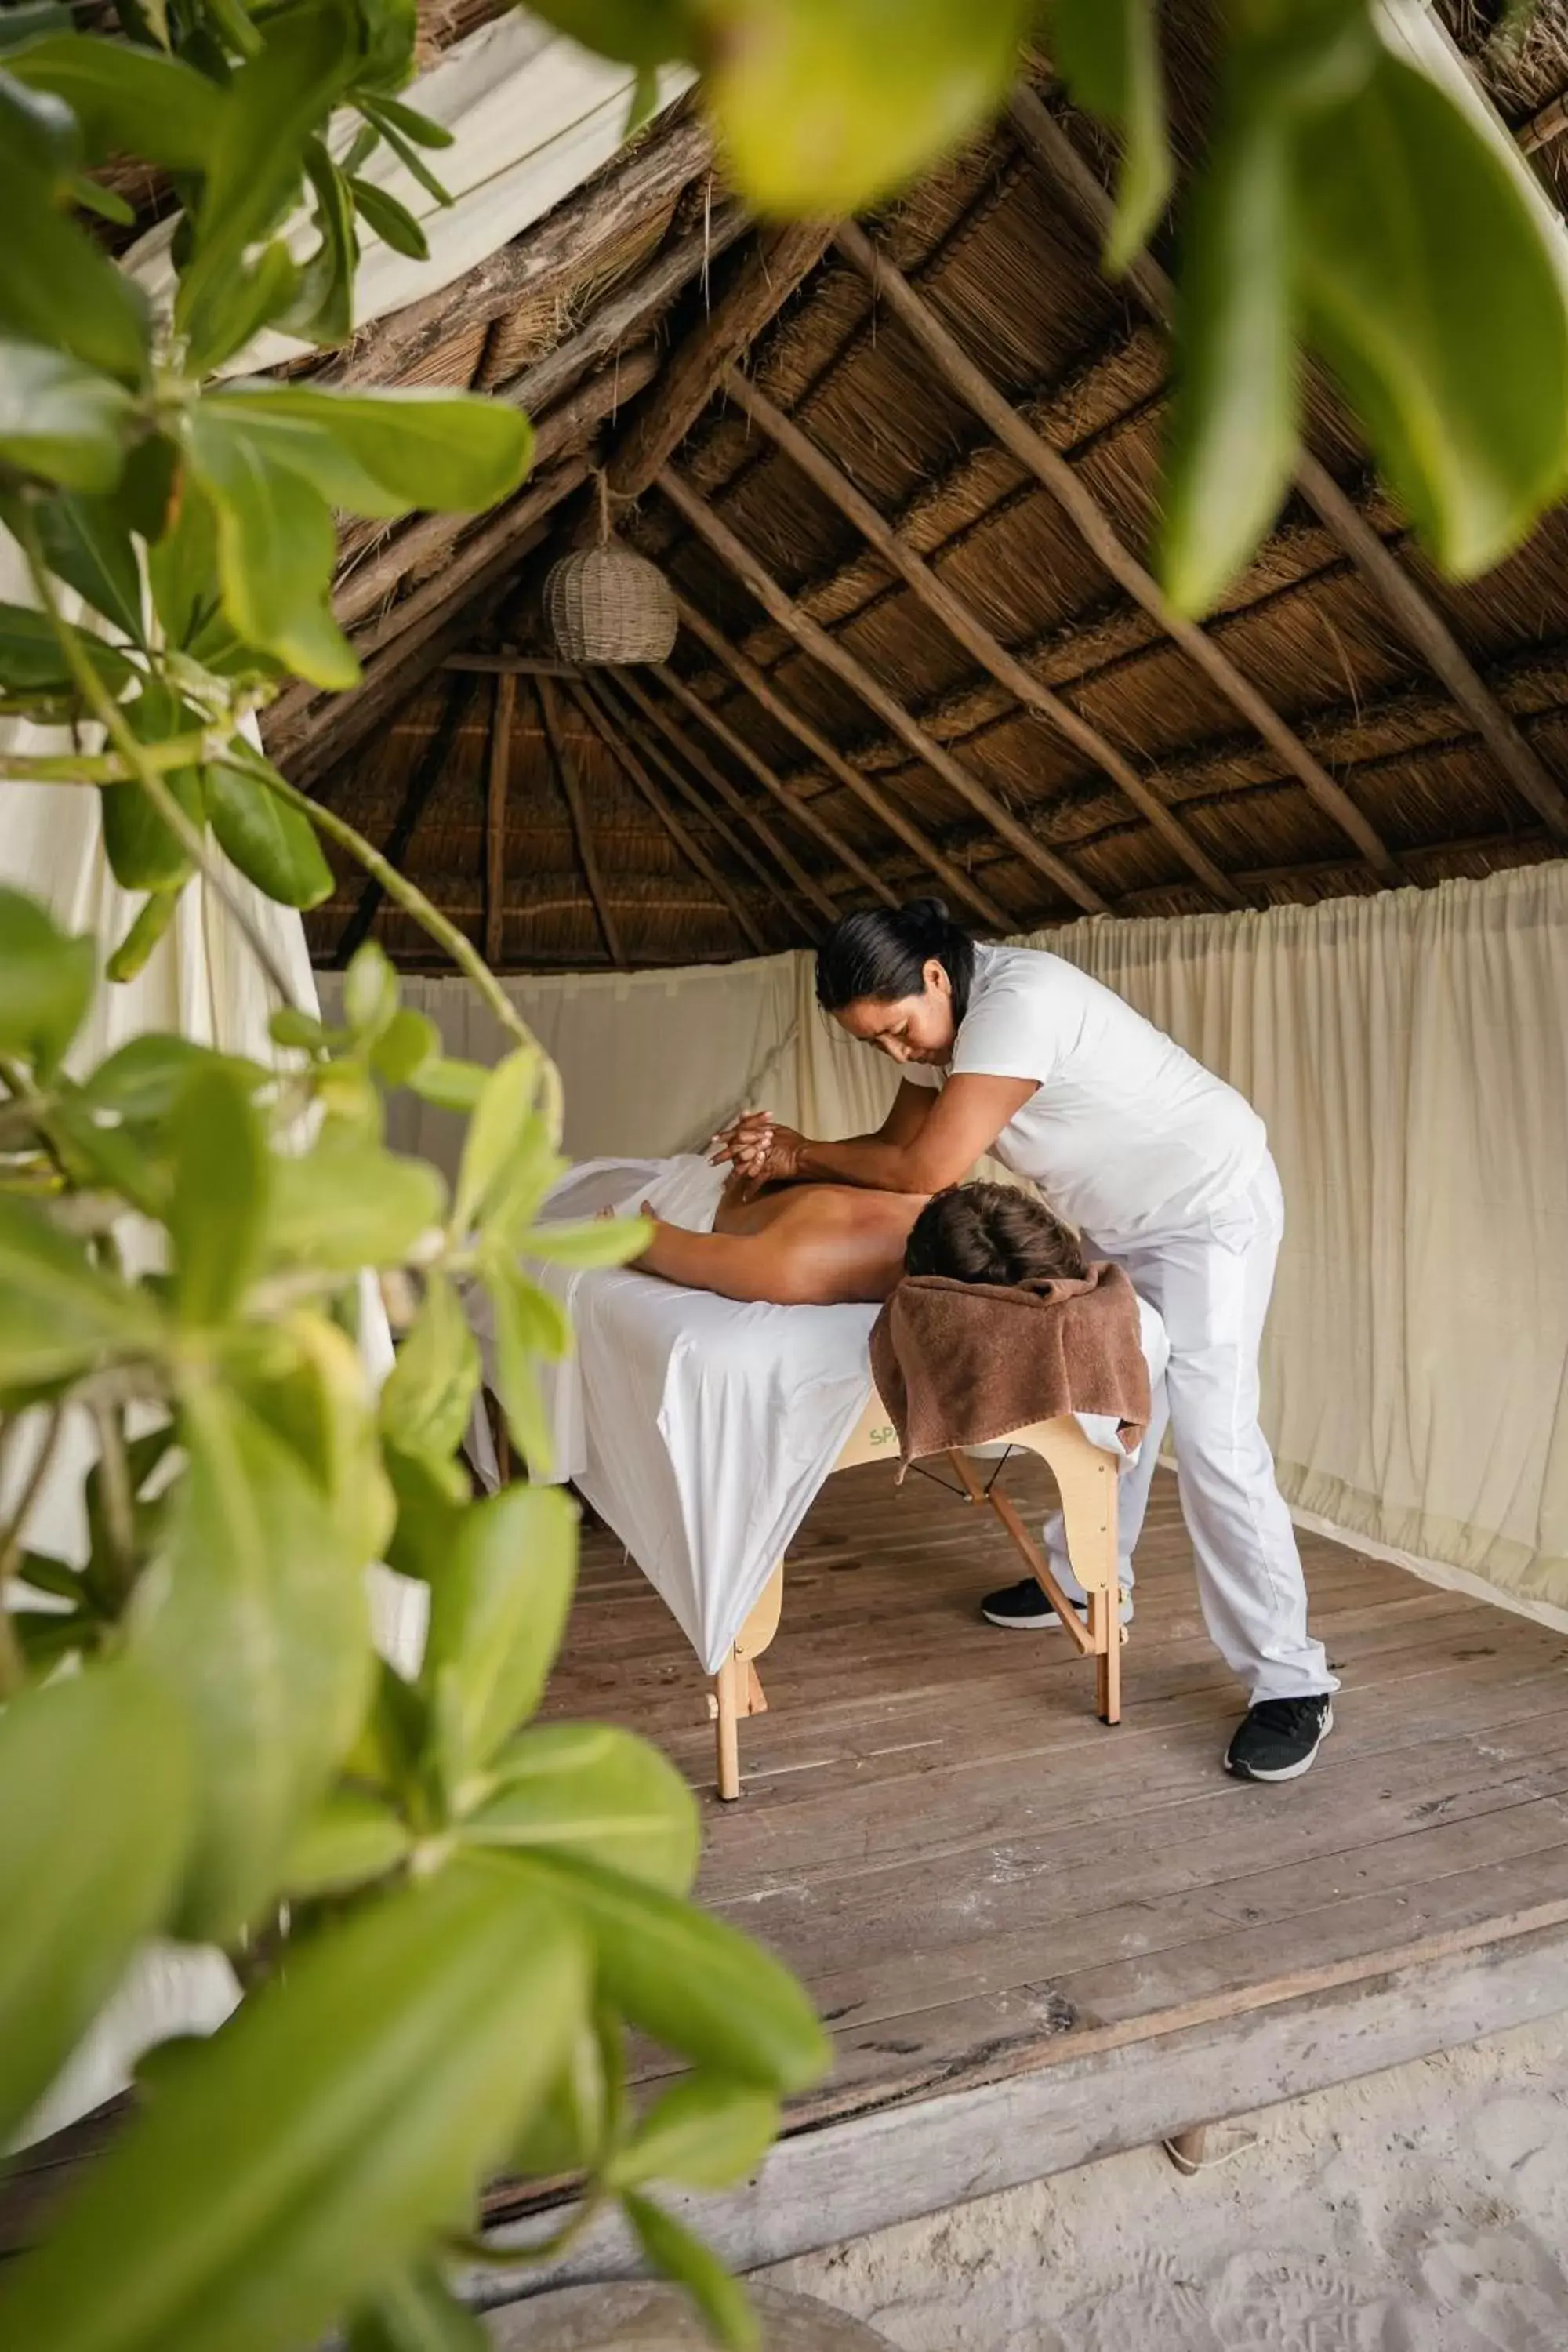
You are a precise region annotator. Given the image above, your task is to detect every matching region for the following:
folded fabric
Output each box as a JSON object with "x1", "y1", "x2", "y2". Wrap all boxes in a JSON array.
[{"x1": 869, "y1": 1261, "x2": 1152, "y2": 1471}]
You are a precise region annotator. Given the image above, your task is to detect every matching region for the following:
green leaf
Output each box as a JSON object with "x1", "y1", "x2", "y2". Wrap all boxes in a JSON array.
[
  {"x1": 611, "y1": 2073, "x2": 779, "y2": 2191},
  {"x1": 0, "y1": 161, "x2": 151, "y2": 384},
  {"x1": 0, "y1": 1194, "x2": 162, "y2": 1396},
  {"x1": 291, "y1": 137, "x2": 358, "y2": 347},
  {"x1": 622, "y1": 2195, "x2": 757, "y2": 2352},
  {"x1": 228, "y1": 383, "x2": 535, "y2": 516},
  {"x1": 0, "y1": 56, "x2": 78, "y2": 180},
  {"x1": 69, "y1": 171, "x2": 136, "y2": 227},
  {"x1": 205, "y1": 757, "x2": 334, "y2": 907},
  {"x1": 486, "y1": 1261, "x2": 557, "y2": 1479},
  {"x1": 0, "y1": 1864, "x2": 589, "y2": 2352},
  {"x1": 524, "y1": 1214, "x2": 652, "y2": 1272},
  {"x1": 176, "y1": 1, "x2": 359, "y2": 344},
  {"x1": 1157, "y1": 108, "x2": 1298, "y2": 617},
  {"x1": 270, "y1": 1007, "x2": 332, "y2": 1052},
  {"x1": 423, "y1": 1483, "x2": 577, "y2": 1777},
  {"x1": 6, "y1": 31, "x2": 217, "y2": 170},
  {"x1": 198, "y1": 387, "x2": 407, "y2": 517},
  {"x1": 0, "y1": 601, "x2": 132, "y2": 699},
  {"x1": 1297, "y1": 47, "x2": 1568, "y2": 579},
  {"x1": 0, "y1": 884, "x2": 95, "y2": 1071},
  {"x1": 185, "y1": 406, "x2": 358, "y2": 689},
  {"x1": 349, "y1": 174, "x2": 430, "y2": 260},
  {"x1": 239, "y1": 1307, "x2": 397, "y2": 1562},
  {"x1": 281, "y1": 1787, "x2": 413, "y2": 1900},
  {"x1": 270, "y1": 1139, "x2": 445, "y2": 1269},
  {"x1": 382, "y1": 1439, "x2": 466, "y2": 1583},
  {"x1": 1050, "y1": 0, "x2": 1171, "y2": 274},
  {"x1": 452, "y1": 1046, "x2": 543, "y2": 1237},
  {"x1": 372, "y1": 1007, "x2": 438, "y2": 1087},
  {"x1": 105, "y1": 888, "x2": 178, "y2": 984},
  {"x1": 528, "y1": 1856, "x2": 831, "y2": 2095},
  {"x1": 168, "y1": 1063, "x2": 268, "y2": 1324},
  {"x1": 132, "y1": 1385, "x2": 372, "y2": 1940},
  {"x1": 624, "y1": 58, "x2": 661, "y2": 137},
  {"x1": 706, "y1": 0, "x2": 1034, "y2": 215},
  {"x1": 464, "y1": 1722, "x2": 700, "y2": 1896},
  {"x1": 0, "y1": 338, "x2": 138, "y2": 491},
  {"x1": 198, "y1": 0, "x2": 263, "y2": 60},
  {"x1": 358, "y1": 89, "x2": 456, "y2": 148},
  {"x1": 359, "y1": 102, "x2": 452, "y2": 206},
  {"x1": 182, "y1": 236, "x2": 302, "y2": 378},
  {"x1": 524, "y1": 2, "x2": 692, "y2": 68},
  {"x1": 343, "y1": 937, "x2": 400, "y2": 1037},
  {"x1": 147, "y1": 475, "x2": 223, "y2": 651},
  {"x1": 408, "y1": 1055, "x2": 488, "y2": 1112},
  {"x1": 100, "y1": 684, "x2": 205, "y2": 893},
  {"x1": 0, "y1": 1663, "x2": 191, "y2": 2148},
  {"x1": 509, "y1": 2018, "x2": 609, "y2": 2178},
  {"x1": 85, "y1": 1033, "x2": 267, "y2": 1123},
  {"x1": 0, "y1": 4, "x2": 74, "y2": 55},
  {"x1": 380, "y1": 1272, "x2": 480, "y2": 1464},
  {"x1": 356, "y1": 0, "x2": 419, "y2": 92},
  {"x1": 346, "y1": 2262, "x2": 489, "y2": 2352},
  {"x1": 3, "y1": 483, "x2": 145, "y2": 641}
]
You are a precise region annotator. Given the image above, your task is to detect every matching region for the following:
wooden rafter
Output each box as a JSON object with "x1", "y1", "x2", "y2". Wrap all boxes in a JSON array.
[
  {"x1": 598, "y1": 219, "x2": 837, "y2": 506},
  {"x1": 657, "y1": 464, "x2": 1110, "y2": 917},
  {"x1": 651, "y1": 650, "x2": 898, "y2": 908},
  {"x1": 723, "y1": 365, "x2": 1243, "y2": 909},
  {"x1": 336, "y1": 675, "x2": 470, "y2": 964},
  {"x1": 597, "y1": 677, "x2": 806, "y2": 936},
  {"x1": 833, "y1": 221, "x2": 1402, "y2": 885},
  {"x1": 1006, "y1": 85, "x2": 1568, "y2": 850},
  {"x1": 537, "y1": 677, "x2": 625, "y2": 967},
  {"x1": 1518, "y1": 85, "x2": 1568, "y2": 154},
  {"x1": 613, "y1": 668, "x2": 839, "y2": 924},
  {"x1": 569, "y1": 678, "x2": 770, "y2": 955},
  {"x1": 484, "y1": 670, "x2": 515, "y2": 965},
  {"x1": 668, "y1": 591, "x2": 1012, "y2": 927}
]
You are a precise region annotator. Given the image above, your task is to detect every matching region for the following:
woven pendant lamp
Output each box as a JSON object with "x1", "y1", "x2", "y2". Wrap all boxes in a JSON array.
[{"x1": 543, "y1": 471, "x2": 677, "y2": 665}]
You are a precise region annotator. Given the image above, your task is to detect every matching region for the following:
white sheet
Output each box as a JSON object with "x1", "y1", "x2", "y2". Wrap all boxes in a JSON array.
[{"x1": 470, "y1": 1159, "x2": 1167, "y2": 1673}]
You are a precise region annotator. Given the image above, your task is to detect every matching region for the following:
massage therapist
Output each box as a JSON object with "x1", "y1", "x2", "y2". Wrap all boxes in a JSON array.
[{"x1": 715, "y1": 899, "x2": 1336, "y2": 1785}]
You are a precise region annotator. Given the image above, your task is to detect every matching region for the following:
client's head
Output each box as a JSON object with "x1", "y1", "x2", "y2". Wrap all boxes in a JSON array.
[{"x1": 903, "y1": 1182, "x2": 1088, "y2": 1288}]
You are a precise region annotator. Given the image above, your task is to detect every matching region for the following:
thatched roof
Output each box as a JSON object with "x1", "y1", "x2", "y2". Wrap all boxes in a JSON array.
[{"x1": 263, "y1": 2, "x2": 1568, "y2": 972}]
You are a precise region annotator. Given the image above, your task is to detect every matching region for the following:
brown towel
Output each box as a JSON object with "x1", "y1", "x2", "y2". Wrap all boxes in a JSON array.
[{"x1": 869, "y1": 1261, "x2": 1151, "y2": 1472}]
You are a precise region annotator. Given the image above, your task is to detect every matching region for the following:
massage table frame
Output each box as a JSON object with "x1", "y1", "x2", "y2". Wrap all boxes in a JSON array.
[{"x1": 707, "y1": 1389, "x2": 1124, "y2": 1802}]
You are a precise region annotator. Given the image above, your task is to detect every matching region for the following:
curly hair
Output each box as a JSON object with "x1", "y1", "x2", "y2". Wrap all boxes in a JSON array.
[{"x1": 903, "y1": 1182, "x2": 1088, "y2": 1287}]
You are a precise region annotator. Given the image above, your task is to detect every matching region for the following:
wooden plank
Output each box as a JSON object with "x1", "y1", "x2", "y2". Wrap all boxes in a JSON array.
[
  {"x1": 537, "y1": 677, "x2": 625, "y2": 967},
  {"x1": 658, "y1": 464, "x2": 1112, "y2": 919},
  {"x1": 833, "y1": 220, "x2": 1401, "y2": 885},
  {"x1": 723, "y1": 365, "x2": 1245, "y2": 908},
  {"x1": 484, "y1": 671, "x2": 516, "y2": 965},
  {"x1": 568, "y1": 678, "x2": 769, "y2": 955},
  {"x1": 1004, "y1": 84, "x2": 1568, "y2": 849},
  {"x1": 335, "y1": 674, "x2": 470, "y2": 963},
  {"x1": 470, "y1": 1914, "x2": 1568, "y2": 2285}
]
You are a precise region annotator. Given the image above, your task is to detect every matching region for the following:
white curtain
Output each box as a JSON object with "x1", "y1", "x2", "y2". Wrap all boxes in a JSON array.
[{"x1": 327, "y1": 864, "x2": 1568, "y2": 1621}]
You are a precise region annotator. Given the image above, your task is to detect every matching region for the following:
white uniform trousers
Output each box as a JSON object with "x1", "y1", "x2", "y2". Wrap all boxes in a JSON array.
[{"x1": 1045, "y1": 1153, "x2": 1336, "y2": 1706}]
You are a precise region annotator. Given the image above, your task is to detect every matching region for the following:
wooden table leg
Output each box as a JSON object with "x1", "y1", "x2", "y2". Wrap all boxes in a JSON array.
[
  {"x1": 1092, "y1": 1588, "x2": 1123, "y2": 1725},
  {"x1": 711, "y1": 1651, "x2": 742, "y2": 1802}
]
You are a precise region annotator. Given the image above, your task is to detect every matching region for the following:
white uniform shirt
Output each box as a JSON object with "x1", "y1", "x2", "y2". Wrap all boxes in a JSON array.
[{"x1": 903, "y1": 944, "x2": 1267, "y2": 1245}]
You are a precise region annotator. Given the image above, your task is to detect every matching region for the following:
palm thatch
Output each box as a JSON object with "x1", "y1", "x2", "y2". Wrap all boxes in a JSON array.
[{"x1": 270, "y1": 2, "x2": 1568, "y2": 971}]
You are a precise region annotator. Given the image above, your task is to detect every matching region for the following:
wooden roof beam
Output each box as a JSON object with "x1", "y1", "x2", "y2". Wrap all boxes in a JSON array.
[
  {"x1": 483, "y1": 671, "x2": 515, "y2": 967},
  {"x1": 833, "y1": 220, "x2": 1401, "y2": 886},
  {"x1": 657, "y1": 464, "x2": 1110, "y2": 917},
  {"x1": 537, "y1": 677, "x2": 626, "y2": 968},
  {"x1": 569, "y1": 677, "x2": 770, "y2": 955},
  {"x1": 652, "y1": 635, "x2": 898, "y2": 908},
  {"x1": 612, "y1": 666, "x2": 839, "y2": 924},
  {"x1": 666, "y1": 589, "x2": 1011, "y2": 928},
  {"x1": 1006, "y1": 86, "x2": 1568, "y2": 849},
  {"x1": 722, "y1": 365, "x2": 1243, "y2": 909},
  {"x1": 336, "y1": 674, "x2": 470, "y2": 964}
]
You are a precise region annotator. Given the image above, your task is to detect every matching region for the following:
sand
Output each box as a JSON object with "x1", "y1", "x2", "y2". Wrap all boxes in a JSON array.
[{"x1": 760, "y1": 2016, "x2": 1568, "y2": 2351}]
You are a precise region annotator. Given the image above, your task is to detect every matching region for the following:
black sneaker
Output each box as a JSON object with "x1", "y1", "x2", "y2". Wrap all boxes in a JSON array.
[
  {"x1": 981, "y1": 1577, "x2": 1134, "y2": 1631},
  {"x1": 1225, "y1": 1696, "x2": 1334, "y2": 1782}
]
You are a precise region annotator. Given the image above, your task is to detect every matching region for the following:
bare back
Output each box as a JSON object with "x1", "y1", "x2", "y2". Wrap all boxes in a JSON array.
[{"x1": 637, "y1": 1174, "x2": 927, "y2": 1306}]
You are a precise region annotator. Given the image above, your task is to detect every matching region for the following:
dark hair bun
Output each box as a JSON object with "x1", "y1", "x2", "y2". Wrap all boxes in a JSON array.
[{"x1": 815, "y1": 898, "x2": 977, "y2": 1019}]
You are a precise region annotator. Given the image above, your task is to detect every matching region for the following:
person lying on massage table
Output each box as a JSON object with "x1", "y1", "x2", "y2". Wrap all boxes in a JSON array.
[{"x1": 631, "y1": 1167, "x2": 1093, "y2": 1308}]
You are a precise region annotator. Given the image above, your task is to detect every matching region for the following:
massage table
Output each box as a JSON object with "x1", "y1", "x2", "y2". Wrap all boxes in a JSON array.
[{"x1": 470, "y1": 1160, "x2": 1153, "y2": 1801}]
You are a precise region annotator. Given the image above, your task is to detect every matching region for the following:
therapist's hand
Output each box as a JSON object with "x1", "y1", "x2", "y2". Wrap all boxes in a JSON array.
[{"x1": 710, "y1": 1112, "x2": 806, "y2": 1185}]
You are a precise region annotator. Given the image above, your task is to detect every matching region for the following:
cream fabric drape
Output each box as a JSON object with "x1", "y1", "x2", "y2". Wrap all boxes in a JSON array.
[{"x1": 327, "y1": 864, "x2": 1568, "y2": 1617}]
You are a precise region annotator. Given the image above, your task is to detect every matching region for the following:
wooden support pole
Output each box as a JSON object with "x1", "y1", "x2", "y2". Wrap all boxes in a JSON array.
[
  {"x1": 602, "y1": 219, "x2": 837, "y2": 502},
  {"x1": 336, "y1": 675, "x2": 470, "y2": 963},
  {"x1": 833, "y1": 219, "x2": 1402, "y2": 884},
  {"x1": 1007, "y1": 85, "x2": 1568, "y2": 849},
  {"x1": 484, "y1": 670, "x2": 516, "y2": 967},
  {"x1": 614, "y1": 666, "x2": 840, "y2": 923},
  {"x1": 1518, "y1": 85, "x2": 1568, "y2": 154},
  {"x1": 569, "y1": 677, "x2": 771, "y2": 955},
  {"x1": 723, "y1": 365, "x2": 1243, "y2": 909},
  {"x1": 596, "y1": 676, "x2": 808, "y2": 939},
  {"x1": 658, "y1": 464, "x2": 1108, "y2": 917},
  {"x1": 537, "y1": 677, "x2": 625, "y2": 967},
  {"x1": 447, "y1": 655, "x2": 583, "y2": 677},
  {"x1": 657, "y1": 628, "x2": 900, "y2": 906},
  {"x1": 670, "y1": 590, "x2": 1006, "y2": 925}
]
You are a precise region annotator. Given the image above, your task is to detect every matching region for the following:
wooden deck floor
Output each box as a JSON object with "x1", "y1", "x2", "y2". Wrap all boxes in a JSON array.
[{"x1": 496, "y1": 1457, "x2": 1568, "y2": 2280}]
